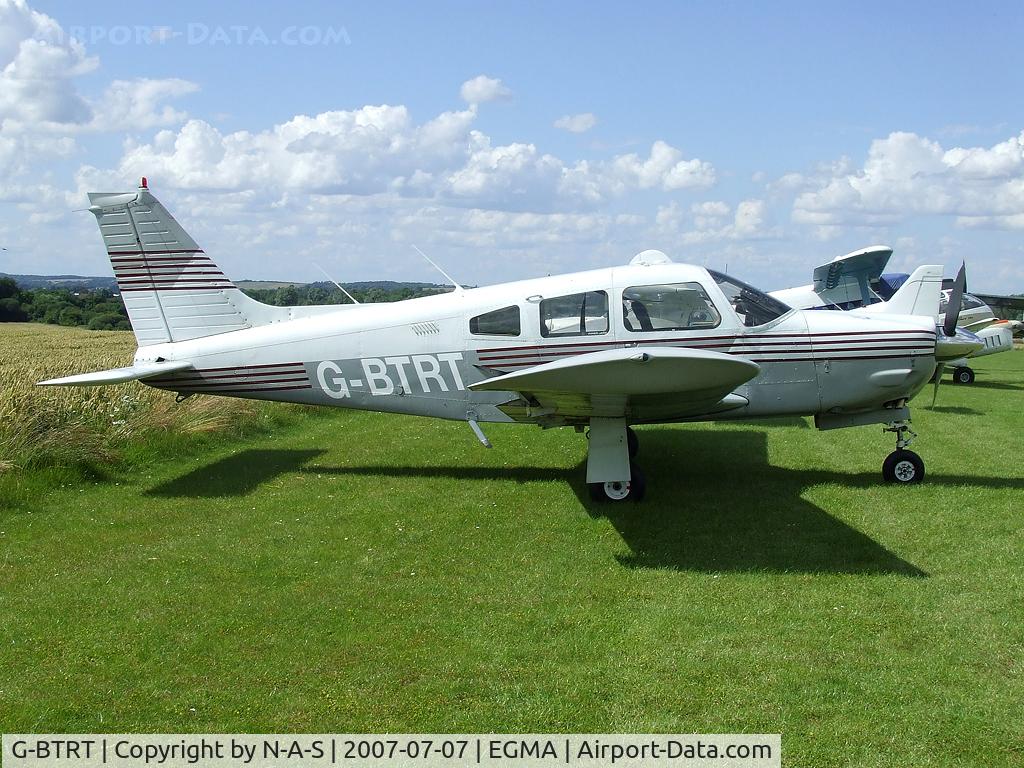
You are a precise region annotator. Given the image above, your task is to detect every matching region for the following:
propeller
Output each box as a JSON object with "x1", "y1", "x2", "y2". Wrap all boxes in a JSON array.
[
  {"x1": 932, "y1": 261, "x2": 969, "y2": 408},
  {"x1": 943, "y1": 261, "x2": 967, "y2": 336}
]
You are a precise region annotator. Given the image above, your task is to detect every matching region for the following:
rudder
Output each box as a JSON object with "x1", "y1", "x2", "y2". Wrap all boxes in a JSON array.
[{"x1": 88, "y1": 179, "x2": 276, "y2": 345}]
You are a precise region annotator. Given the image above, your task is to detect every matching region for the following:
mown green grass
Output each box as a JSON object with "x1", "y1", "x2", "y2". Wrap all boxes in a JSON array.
[{"x1": 1, "y1": 351, "x2": 1022, "y2": 767}]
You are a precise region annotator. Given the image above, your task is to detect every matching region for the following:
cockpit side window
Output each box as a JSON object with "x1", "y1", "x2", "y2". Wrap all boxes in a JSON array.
[
  {"x1": 622, "y1": 282, "x2": 721, "y2": 332},
  {"x1": 539, "y1": 291, "x2": 609, "y2": 337},
  {"x1": 941, "y1": 292, "x2": 987, "y2": 313},
  {"x1": 469, "y1": 305, "x2": 521, "y2": 336},
  {"x1": 707, "y1": 269, "x2": 792, "y2": 327}
]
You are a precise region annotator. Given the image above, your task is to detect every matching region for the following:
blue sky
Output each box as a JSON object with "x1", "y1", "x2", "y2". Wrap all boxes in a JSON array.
[{"x1": 3, "y1": 0, "x2": 1024, "y2": 292}]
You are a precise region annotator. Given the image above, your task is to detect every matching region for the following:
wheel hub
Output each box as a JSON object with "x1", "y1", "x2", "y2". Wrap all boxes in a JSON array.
[
  {"x1": 603, "y1": 480, "x2": 631, "y2": 500},
  {"x1": 894, "y1": 460, "x2": 916, "y2": 482}
]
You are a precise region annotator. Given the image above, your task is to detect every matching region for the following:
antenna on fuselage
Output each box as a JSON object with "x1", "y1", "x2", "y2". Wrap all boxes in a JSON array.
[
  {"x1": 312, "y1": 262, "x2": 360, "y2": 304},
  {"x1": 412, "y1": 244, "x2": 464, "y2": 292}
]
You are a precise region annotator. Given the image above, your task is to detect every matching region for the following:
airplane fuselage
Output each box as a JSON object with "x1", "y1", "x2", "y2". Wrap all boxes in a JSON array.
[{"x1": 136, "y1": 262, "x2": 937, "y2": 427}]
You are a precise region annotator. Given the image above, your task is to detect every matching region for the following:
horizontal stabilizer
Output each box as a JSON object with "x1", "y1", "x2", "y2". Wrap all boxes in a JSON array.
[
  {"x1": 37, "y1": 360, "x2": 193, "y2": 387},
  {"x1": 471, "y1": 347, "x2": 759, "y2": 397}
]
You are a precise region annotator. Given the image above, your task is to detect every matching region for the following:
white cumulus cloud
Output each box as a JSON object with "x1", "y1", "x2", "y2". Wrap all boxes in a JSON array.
[
  {"x1": 459, "y1": 75, "x2": 511, "y2": 105},
  {"x1": 554, "y1": 112, "x2": 597, "y2": 133},
  {"x1": 92, "y1": 104, "x2": 717, "y2": 215},
  {"x1": 608, "y1": 140, "x2": 716, "y2": 192},
  {"x1": 793, "y1": 130, "x2": 1024, "y2": 229},
  {"x1": 93, "y1": 78, "x2": 200, "y2": 129},
  {"x1": 0, "y1": 0, "x2": 96, "y2": 126},
  {"x1": 0, "y1": 1, "x2": 196, "y2": 133}
]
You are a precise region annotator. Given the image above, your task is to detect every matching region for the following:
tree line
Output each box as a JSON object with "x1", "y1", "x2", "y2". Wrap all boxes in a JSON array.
[
  {"x1": 0, "y1": 278, "x2": 131, "y2": 330},
  {"x1": 0, "y1": 278, "x2": 449, "y2": 330}
]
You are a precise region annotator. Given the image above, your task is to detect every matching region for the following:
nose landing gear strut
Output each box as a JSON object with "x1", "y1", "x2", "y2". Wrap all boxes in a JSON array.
[{"x1": 882, "y1": 419, "x2": 924, "y2": 484}]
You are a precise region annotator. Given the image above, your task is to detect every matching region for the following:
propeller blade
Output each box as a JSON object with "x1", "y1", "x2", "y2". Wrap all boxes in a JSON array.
[
  {"x1": 943, "y1": 261, "x2": 967, "y2": 337},
  {"x1": 931, "y1": 363, "x2": 946, "y2": 407}
]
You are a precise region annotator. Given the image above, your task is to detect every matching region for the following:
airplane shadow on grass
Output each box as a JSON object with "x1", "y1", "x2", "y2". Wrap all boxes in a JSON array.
[
  {"x1": 954, "y1": 380, "x2": 1024, "y2": 391},
  {"x1": 145, "y1": 431, "x2": 1024, "y2": 576},
  {"x1": 926, "y1": 406, "x2": 986, "y2": 416},
  {"x1": 566, "y1": 429, "x2": 933, "y2": 576},
  {"x1": 145, "y1": 448, "x2": 326, "y2": 497}
]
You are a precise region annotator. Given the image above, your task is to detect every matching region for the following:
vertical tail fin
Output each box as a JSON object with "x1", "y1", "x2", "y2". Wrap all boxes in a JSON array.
[
  {"x1": 88, "y1": 180, "x2": 276, "y2": 345},
  {"x1": 862, "y1": 264, "x2": 943, "y2": 318}
]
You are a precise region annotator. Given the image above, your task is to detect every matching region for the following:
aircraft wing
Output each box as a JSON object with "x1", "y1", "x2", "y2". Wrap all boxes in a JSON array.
[
  {"x1": 812, "y1": 245, "x2": 893, "y2": 293},
  {"x1": 37, "y1": 360, "x2": 193, "y2": 387},
  {"x1": 470, "y1": 347, "x2": 759, "y2": 421}
]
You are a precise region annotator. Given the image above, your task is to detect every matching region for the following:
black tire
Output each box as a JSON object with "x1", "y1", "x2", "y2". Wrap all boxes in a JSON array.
[
  {"x1": 882, "y1": 450, "x2": 925, "y2": 484},
  {"x1": 626, "y1": 426, "x2": 639, "y2": 458},
  {"x1": 953, "y1": 367, "x2": 975, "y2": 384},
  {"x1": 588, "y1": 463, "x2": 647, "y2": 502}
]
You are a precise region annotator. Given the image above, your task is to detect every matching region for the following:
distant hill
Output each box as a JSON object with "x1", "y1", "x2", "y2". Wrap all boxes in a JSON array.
[
  {"x1": 310, "y1": 280, "x2": 451, "y2": 291},
  {"x1": 1, "y1": 273, "x2": 117, "y2": 291},
  {"x1": 238, "y1": 279, "x2": 451, "y2": 291},
  {"x1": 3, "y1": 274, "x2": 452, "y2": 293},
  {"x1": 235, "y1": 280, "x2": 309, "y2": 290}
]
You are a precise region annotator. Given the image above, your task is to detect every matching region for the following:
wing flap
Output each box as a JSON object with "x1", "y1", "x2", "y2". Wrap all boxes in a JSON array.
[{"x1": 37, "y1": 360, "x2": 194, "y2": 387}]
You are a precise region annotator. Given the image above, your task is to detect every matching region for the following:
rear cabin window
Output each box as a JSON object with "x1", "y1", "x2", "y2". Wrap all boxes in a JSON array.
[
  {"x1": 540, "y1": 291, "x2": 609, "y2": 337},
  {"x1": 622, "y1": 282, "x2": 722, "y2": 332},
  {"x1": 470, "y1": 305, "x2": 521, "y2": 336}
]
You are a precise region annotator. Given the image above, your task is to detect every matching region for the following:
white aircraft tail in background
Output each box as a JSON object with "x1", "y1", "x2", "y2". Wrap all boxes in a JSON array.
[{"x1": 860, "y1": 265, "x2": 943, "y2": 318}]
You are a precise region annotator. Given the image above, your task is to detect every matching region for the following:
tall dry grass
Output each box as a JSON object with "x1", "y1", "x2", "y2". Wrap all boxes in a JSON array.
[{"x1": 0, "y1": 323, "x2": 294, "y2": 472}]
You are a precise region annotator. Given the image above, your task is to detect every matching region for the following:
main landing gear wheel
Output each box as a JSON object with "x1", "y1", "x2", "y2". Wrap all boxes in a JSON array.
[
  {"x1": 953, "y1": 366, "x2": 975, "y2": 384},
  {"x1": 589, "y1": 463, "x2": 646, "y2": 503},
  {"x1": 626, "y1": 426, "x2": 639, "y2": 458},
  {"x1": 883, "y1": 450, "x2": 925, "y2": 484}
]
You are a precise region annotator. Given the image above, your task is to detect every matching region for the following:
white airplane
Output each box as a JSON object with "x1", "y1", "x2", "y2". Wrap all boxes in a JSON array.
[
  {"x1": 41, "y1": 181, "x2": 972, "y2": 499},
  {"x1": 885, "y1": 275, "x2": 1022, "y2": 386},
  {"x1": 772, "y1": 246, "x2": 1017, "y2": 385},
  {"x1": 934, "y1": 289, "x2": 1019, "y2": 384},
  {"x1": 770, "y1": 245, "x2": 894, "y2": 311}
]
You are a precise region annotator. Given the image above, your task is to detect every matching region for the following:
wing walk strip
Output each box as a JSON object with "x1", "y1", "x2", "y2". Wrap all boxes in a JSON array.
[
  {"x1": 476, "y1": 333, "x2": 936, "y2": 369},
  {"x1": 146, "y1": 363, "x2": 311, "y2": 393},
  {"x1": 106, "y1": 248, "x2": 235, "y2": 292}
]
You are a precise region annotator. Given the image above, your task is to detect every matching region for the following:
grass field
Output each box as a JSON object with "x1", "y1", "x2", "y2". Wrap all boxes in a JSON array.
[{"x1": 1, "y1": 327, "x2": 1022, "y2": 767}]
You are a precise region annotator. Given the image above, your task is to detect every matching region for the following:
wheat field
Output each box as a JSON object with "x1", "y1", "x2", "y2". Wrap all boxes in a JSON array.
[{"x1": 0, "y1": 323, "x2": 294, "y2": 472}]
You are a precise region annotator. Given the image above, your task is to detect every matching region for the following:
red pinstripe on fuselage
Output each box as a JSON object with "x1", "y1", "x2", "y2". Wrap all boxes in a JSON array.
[{"x1": 474, "y1": 328, "x2": 936, "y2": 370}]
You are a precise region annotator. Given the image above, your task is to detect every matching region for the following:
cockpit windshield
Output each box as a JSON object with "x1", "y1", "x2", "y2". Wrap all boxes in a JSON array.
[{"x1": 707, "y1": 269, "x2": 792, "y2": 327}]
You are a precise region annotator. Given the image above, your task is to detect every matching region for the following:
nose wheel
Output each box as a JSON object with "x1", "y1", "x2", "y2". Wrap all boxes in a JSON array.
[
  {"x1": 952, "y1": 366, "x2": 975, "y2": 384},
  {"x1": 882, "y1": 420, "x2": 925, "y2": 484},
  {"x1": 883, "y1": 450, "x2": 925, "y2": 484}
]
